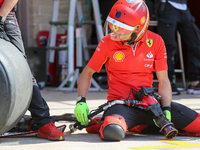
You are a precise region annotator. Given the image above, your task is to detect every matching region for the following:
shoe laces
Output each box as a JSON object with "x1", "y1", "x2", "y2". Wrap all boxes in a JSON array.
[{"x1": 47, "y1": 122, "x2": 57, "y2": 130}]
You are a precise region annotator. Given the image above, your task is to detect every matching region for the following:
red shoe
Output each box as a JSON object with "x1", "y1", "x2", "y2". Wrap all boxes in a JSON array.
[{"x1": 37, "y1": 122, "x2": 65, "y2": 141}]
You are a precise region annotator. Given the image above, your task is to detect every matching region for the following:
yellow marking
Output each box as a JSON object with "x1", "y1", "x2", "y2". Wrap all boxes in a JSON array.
[
  {"x1": 59, "y1": 136, "x2": 64, "y2": 141},
  {"x1": 141, "y1": 16, "x2": 146, "y2": 24},
  {"x1": 129, "y1": 140, "x2": 200, "y2": 149}
]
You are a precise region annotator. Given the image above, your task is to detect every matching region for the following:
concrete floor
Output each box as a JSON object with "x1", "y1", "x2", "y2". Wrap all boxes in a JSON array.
[{"x1": 0, "y1": 87, "x2": 200, "y2": 150}]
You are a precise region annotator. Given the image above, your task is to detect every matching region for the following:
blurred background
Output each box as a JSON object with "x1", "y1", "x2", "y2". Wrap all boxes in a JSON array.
[{"x1": 15, "y1": 0, "x2": 200, "y2": 90}]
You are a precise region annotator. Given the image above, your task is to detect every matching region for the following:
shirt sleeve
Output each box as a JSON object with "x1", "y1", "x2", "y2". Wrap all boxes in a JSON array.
[
  {"x1": 154, "y1": 36, "x2": 168, "y2": 72},
  {"x1": 87, "y1": 36, "x2": 109, "y2": 72}
]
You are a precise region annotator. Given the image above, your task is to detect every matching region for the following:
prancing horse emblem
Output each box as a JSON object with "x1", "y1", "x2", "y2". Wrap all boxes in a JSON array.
[{"x1": 146, "y1": 38, "x2": 153, "y2": 48}]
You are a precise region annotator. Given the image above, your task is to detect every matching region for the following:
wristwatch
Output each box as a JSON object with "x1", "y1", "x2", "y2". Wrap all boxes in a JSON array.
[
  {"x1": 76, "y1": 96, "x2": 86, "y2": 103},
  {"x1": 0, "y1": 16, "x2": 6, "y2": 23},
  {"x1": 76, "y1": 96, "x2": 82, "y2": 101}
]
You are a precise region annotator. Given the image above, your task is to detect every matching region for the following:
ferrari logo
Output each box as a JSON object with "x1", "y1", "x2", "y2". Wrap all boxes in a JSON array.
[
  {"x1": 113, "y1": 25, "x2": 119, "y2": 32},
  {"x1": 146, "y1": 39, "x2": 153, "y2": 47}
]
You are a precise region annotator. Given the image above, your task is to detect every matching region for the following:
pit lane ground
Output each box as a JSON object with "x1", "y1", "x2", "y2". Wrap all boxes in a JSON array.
[{"x1": 0, "y1": 87, "x2": 200, "y2": 150}]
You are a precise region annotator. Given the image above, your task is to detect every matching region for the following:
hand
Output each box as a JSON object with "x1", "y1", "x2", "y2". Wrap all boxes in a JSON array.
[
  {"x1": 74, "y1": 101, "x2": 89, "y2": 125},
  {"x1": 0, "y1": 21, "x2": 10, "y2": 41},
  {"x1": 153, "y1": 106, "x2": 171, "y2": 128}
]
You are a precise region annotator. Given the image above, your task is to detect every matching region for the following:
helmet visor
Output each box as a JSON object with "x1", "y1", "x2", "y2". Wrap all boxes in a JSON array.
[{"x1": 103, "y1": 16, "x2": 135, "y2": 41}]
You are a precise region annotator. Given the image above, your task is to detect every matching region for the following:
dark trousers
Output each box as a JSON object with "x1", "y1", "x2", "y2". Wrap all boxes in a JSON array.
[
  {"x1": 104, "y1": 101, "x2": 197, "y2": 132},
  {"x1": 4, "y1": 11, "x2": 54, "y2": 128},
  {"x1": 157, "y1": 3, "x2": 200, "y2": 82}
]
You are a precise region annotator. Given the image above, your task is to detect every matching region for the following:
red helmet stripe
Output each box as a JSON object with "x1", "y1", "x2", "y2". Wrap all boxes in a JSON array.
[{"x1": 135, "y1": 2, "x2": 150, "y2": 41}]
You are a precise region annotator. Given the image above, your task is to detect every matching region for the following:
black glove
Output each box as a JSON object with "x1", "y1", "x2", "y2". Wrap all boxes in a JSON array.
[{"x1": 0, "y1": 21, "x2": 10, "y2": 41}]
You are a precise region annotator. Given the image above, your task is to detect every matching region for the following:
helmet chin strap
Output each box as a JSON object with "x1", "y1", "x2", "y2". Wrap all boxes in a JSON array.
[{"x1": 125, "y1": 32, "x2": 137, "y2": 45}]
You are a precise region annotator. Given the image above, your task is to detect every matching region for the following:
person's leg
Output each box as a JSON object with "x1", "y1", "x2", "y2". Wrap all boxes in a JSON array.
[
  {"x1": 98, "y1": 104, "x2": 151, "y2": 141},
  {"x1": 4, "y1": 11, "x2": 65, "y2": 140},
  {"x1": 157, "y1": 3, "x2": 180, "y2": 95},
  {"x1": 99, "y1": 115, "x2": 127, "y2": 141},
  {"x1": 5, "y1": 12, "x2": 54, "y2": 126},
  {"x1": 33, "y1": 92, "x2": 65, "y2": 140},
  {"x1": 157, "y1": 21, "x2": 177, "y2": 83},
  {"x1": 177, "y1": 8, "x2": 200, "y2": 94},
  {"x1": 28, "y1": 85, "x2": 54, "y2": 127},
  {"x1": 171, "y1": 101, "x2": 200, "y2": 136},
  {"x1": 4, "y1": 12, "x2": 25, "y2": 55},
  {"x1": 129, "y1": 101, "x2": 200, "y2": 137}
]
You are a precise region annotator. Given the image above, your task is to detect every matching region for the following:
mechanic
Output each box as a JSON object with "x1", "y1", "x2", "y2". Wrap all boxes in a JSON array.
[
  {"x1": 74, "y1": 0, "x2": 200, "y2": 141},
  {"x1": 0, "y1": 0, "x2": 65, "y2": 140}
]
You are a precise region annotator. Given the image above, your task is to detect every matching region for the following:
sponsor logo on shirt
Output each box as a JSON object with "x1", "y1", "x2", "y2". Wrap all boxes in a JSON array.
[
  {"x1": 113, "y1": 51, "x2": 125, "y2": 62},
  {"x1": 144, "y1": 58, "x2": 154, "y2": 61},
  {"x1": 144, "y1": 51, "x2": 154, "y2": 61},
  {"x1": 146, "y1": 51, "x2": 153, "y2": 58},
  {"x1": 146, "y1": 38, "x2": 153, "y2": 47},
  {"x1": 96, "y1": 47, "x2": 100, "y2": 52},
  {"x1": 96, "y1": 40, "x2": 104, "y2": 52},
  {"x1": 144, "y1": 64, "x2": 153, "y2": 68}
]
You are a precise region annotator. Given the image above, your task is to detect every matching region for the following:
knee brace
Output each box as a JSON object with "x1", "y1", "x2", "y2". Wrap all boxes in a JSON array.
[{"x1": 99, "y1": 115, "x2": 128, "y2": 141}]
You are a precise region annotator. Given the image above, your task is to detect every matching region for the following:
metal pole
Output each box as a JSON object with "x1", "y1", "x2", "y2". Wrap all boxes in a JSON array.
[
  {"x1": 48, "y1": 0, "x2": 60, "y2": 63},
  {"x1": 76, "y1": 27, "x2": 82, "y2": 67},
  {"x1": 67, "y1": 0, "x2": 76, "y2": 83},
  {"x1": 92, "y1": 0, "x2": 104, "y2": 42},
  {"x1": 177, "y1": 31, "x2": 186, "y2": 90},
  {"x1": 56, "y1": 0, "x2": 103, "y2": 92},
  {"x1": 76, "y1": 1, "x2": 90, "y2": 61}
]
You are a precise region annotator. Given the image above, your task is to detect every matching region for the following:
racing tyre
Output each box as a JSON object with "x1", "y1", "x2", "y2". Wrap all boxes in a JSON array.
[{"x1": 0, "y1": 39, "x2": 33, "y2": 135}]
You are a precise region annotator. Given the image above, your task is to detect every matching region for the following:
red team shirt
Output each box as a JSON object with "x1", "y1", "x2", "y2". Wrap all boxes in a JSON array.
[
  {"x1": 88, "y1": 30, "x2": 167, "y2": 101},
  {"x1": 0, "y1": 0, "x2": 3, "y2": 6}
]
